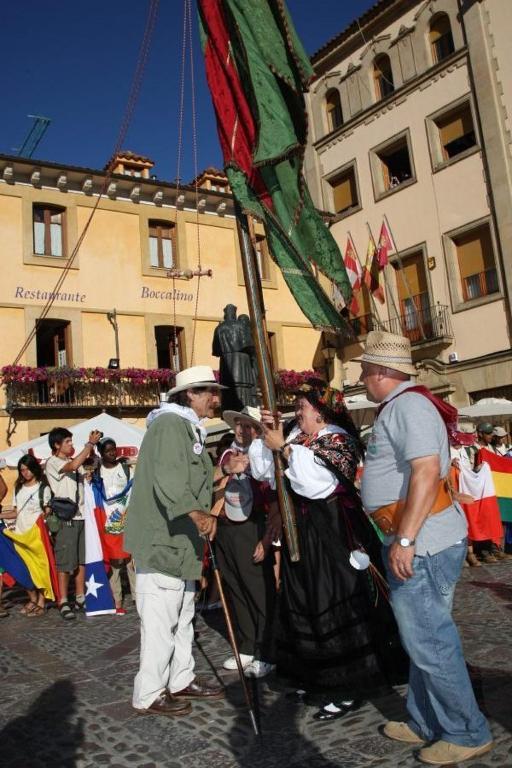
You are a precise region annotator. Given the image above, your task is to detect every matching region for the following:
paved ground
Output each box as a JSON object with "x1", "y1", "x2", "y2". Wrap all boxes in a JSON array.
[{"x1": 1, "y1": 560, "x2": 511, "y2": 768}]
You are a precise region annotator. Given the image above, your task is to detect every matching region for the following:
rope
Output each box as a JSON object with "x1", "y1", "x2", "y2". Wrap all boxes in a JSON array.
[{"x1": 12, "y1": 0, "x2": 160, "y2": 366}]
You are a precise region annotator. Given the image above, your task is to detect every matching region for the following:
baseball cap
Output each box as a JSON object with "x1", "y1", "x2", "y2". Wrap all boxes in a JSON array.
[{"x1": 477, "y1": 422, "x2": 493, "y2": 434}]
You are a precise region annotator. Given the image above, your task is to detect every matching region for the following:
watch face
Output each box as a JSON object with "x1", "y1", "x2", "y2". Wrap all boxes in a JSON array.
[{"x1": 399, "y1": 537, "x2": 411, "y2": 547}]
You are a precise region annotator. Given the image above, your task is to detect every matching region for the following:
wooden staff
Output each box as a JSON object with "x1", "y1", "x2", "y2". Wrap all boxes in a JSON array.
[
  {"x1": 205, "y1": 536, "x2": 260, "y2": 736},
  {"x1": 235, "y1": 206, "x2": 299, "y2": 562}
]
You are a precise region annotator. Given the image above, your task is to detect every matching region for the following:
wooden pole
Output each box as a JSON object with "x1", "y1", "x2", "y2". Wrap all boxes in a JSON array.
[
  {"x1": 365, "y1": 223, "x2": 401, "y2": 324},
  {"x1": 235, "y1": 206, "x2": 300, "y2": 562}
]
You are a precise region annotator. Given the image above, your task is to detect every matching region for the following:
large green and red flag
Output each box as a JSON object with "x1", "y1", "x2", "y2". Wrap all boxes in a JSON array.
[{"x1": 198, "y1": 0, "x2": 353, "y2": 335}]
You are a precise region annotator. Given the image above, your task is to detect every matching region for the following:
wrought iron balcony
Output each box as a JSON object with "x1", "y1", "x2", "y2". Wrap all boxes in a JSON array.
[
  {"x1": 1, "y1": 367, "x2": 173, "y2": 412},
  {"x1": 349, "y1": 304, "x2": 453, "y2": 345}
]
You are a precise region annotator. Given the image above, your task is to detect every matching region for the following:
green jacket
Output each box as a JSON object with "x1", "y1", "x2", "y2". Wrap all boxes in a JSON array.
[{"x1": 124, "y1": 412, "x2": 213, "y2": 580}]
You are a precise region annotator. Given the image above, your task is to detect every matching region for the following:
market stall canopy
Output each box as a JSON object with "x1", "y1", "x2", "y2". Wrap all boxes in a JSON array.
[
  {"x1": 458, "y1": 397, "x2": 512, "y2": 419},
  {"x1": 0, "y1": 413, "x2": 145, "y2": 468}
]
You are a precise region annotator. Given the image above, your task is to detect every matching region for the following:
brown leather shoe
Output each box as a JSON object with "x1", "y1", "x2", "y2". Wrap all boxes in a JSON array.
[
  {"x1": 134, "y1": 691, "x2": 191, "y2": 717},
  {"x1": 173, "y1": 676, "x2": 225, "y2": 700}
]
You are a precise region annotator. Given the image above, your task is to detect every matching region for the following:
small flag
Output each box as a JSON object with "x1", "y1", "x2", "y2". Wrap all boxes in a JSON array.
[
  {"x1": 84, "y1": 484, "x2": 115, "y2": 616},
  {"x1": 363, "y1": 229, "x2": 385, "y2": 303},
  {"x1": 343, "y1": 235, "x2": 362, "y2": 315},
  {"x1": 478, "y1": 448, "x2": 512, "y2": 523},
  {"x1": 456, "y1": 461, "x2": 502, "y2": 545},
  {"x1": 377, "y1": 220, "x2": 393, "y2": 268}
]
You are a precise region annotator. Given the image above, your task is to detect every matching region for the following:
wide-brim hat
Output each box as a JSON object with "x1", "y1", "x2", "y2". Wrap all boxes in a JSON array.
[
  {"x1": 493, "y1": 426, "x2": 508, "y2": 437},
  {"x1": 167, "y1": 365, "x2": 227, "y2": 396},
  {"x1": 358, "y1": 330, "x2": 416, "y2": 376},
  {"x1": 222, "y1": 405, "x2": 263, "y2": 433}
]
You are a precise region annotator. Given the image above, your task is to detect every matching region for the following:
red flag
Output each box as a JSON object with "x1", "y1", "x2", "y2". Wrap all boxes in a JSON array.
[
  {"x1": 377, "y1": 220, "x2": 393, "y2": 268},
  {"x1": 343, "y1": 236, "x2": 362, "y2": 315},
  {"x1": 363, "y1": 231, "x2": 385, "y2": 303}
]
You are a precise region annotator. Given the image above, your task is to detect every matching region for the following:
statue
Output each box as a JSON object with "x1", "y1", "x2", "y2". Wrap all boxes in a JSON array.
[{"x1": 212, "y1": 305, "x2": 258, "y2": 410}]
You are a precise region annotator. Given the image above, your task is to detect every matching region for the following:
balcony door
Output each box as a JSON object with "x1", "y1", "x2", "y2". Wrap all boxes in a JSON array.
[
  {"x1": 154, "y1": 325, "x2": 185, "y2": 371},
  {"x1": 394, "y1": 254, "x2": 431, "y2": 342},
  {"x1": 36, "y1": 319, "x2": 72, "y2": 367}
]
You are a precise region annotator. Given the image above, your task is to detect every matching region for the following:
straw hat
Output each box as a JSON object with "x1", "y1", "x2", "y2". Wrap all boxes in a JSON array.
[
  {"x1": 359, "y1": 330, "x2": 416, "y2": 377},
  {"x1": 222, "y1": 405, "x2": 263, "y2": 433},
  {"x1": 167, "y1": 365, "x2": 227, "y2": 396}
]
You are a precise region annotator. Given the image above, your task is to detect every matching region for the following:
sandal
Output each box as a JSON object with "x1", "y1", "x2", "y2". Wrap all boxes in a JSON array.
[
  {"x1": 27, "y1": 604, "x2": 45, "y2": 618},
  {"x1": 20, "y1": 601, "x2": 39, "y2": 615},
  {"x1": 59, "y1": 602, "x2": 76, "y2": 621}
]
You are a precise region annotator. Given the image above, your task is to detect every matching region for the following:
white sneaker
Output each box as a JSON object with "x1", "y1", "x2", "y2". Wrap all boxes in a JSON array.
[
  {"x1": 244, "y1": 660, "x2": 276, "y2": 678},
  {"x1": 222, "y1": 654, "x2": 254, "y2": 670}
]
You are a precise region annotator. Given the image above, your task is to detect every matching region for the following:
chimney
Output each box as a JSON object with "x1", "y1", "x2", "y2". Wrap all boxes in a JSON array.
[{"x1": 105, "y1": 150, "x2": 155, "y2": 179}]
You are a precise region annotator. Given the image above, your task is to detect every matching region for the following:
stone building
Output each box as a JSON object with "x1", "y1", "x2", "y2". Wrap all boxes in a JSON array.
[
  {"x1": 0, "y1": 151, "x2": 324, "y2": 451},
  {"x1": 304, "y1": 0, "x2": 512, "y2": 405}
]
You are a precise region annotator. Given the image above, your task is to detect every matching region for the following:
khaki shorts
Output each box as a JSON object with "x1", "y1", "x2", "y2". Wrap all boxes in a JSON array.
[{"x1": 54, "y1": 519, "x2": 86, "y2": 573}]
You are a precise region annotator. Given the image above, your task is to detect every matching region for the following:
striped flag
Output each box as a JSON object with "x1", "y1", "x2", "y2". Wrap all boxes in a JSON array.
[
  {"x1": 84, "y1": 483, "x2": 115, "y2": 617},
  {"x1": 363, "y1": 229, "x2": 385, "y2": 303},
  {"x1": 377, "y1": 220, "x2": 393, "y2": 268},
  {"x1": 478, "y1": 448, "x2": 512, "y2": 523},
  {"x1": 343, "y1": 236, "x2": 362, "y2": 315},
  {"x1": 457, "y1": 461, "x2": 503, "y2": 545}
]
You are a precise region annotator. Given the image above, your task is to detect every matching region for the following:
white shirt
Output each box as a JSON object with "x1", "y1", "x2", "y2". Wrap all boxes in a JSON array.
[
  {"x1": 45, "y1": 455, "x2": 84, "y2": 520},
  {"x1": 100, "y1": 463, "x2": 131, "y2": 498},
  {"x1": 12, "y1": 482, "x2": 52, "y2": 534},
  {"x1": 248, "y1": 425, "x2": 345, "y2": 500}
]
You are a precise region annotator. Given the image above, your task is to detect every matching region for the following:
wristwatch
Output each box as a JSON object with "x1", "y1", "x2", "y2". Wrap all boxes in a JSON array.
[{"x1": 396, "y1": 536, "x2": 415, "y2": 547}]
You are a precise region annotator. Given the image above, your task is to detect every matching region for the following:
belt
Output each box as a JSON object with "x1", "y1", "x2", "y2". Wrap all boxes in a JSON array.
[{"x1": 370, "y1": 478, "x2": 452, "y2": 536}]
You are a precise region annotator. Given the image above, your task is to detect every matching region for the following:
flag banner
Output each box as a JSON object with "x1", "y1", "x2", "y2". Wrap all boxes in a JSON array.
[
  {"x1": 343, "y1": 236, "x2": 362, "y2": 315},
  {"x1": 478, "y1": 448, "x2": 512, "y2": 523},
  {"x1": 377, "y1": 220, "x2": 393, "y2": 268},
  {"x1": 198, "y1": 0, "x2": 353, "y2": 335},
  {"x1": 0, "y1": 524, "x2": 35, "y2": 590},
  {"x1": 456, "y1": 461, "x2": 503, "y2": 544},
  {"x1": 4, "y1": 518, "x2": 58, "y2": 600},
  {"x1": 363, "y1": 231, "x2": 385, "y2": 303},
  {"x1": 84, "y1": 484, "x2": 115, "y2": 616},
  {"x1": 91, "y1": 475, "x2": 132, "y2": 561}
]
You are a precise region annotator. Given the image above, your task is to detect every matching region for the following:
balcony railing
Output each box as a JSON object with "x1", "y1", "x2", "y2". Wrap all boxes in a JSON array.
[
  {"x1": 1, "y1": 367, "x2": 174, "y2": 411},
  {"x1": 350, "y1": 304, "x2": 453, "y2": 345}
]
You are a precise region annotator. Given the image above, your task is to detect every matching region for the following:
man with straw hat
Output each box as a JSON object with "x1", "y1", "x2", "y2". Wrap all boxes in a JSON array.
[
  {"x1": 358, "y1": 331, "x2": 492, "y2": 765},
  {"x1": 125, "y1": 365, "x2": 226, "y2": 717}
]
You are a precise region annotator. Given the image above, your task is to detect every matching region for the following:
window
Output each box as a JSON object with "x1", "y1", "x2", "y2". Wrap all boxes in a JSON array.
[
  {"x1": 149, "y1": 220, "x2": 175, "y2": 269},
  {"x1": 325, "y1": 89, "x2": 343, "y2": 132},
  {"x1": 371, "y1": 132, "x2": 415, "y2": 198},
  {"x1": 36, "y1": 319, "x2": 72, "y2": 367},
  {"x1": 429, "y1": 14, "x2": 454, "y2": 64},
  {"x1": 435, "y1": 102, "x2": 476, "y2": 162},
  {"x1": 453, "y1": 224, "x2": 499, "y2": 302},
  {"x1": 373, "y1": 54, "x2": 394, "y2": 101},
  {"x1": 254, "y1": 234, "x2": 271, "y2": 281},
  {"x1": 329, "y1": 165, "x2": 359, "y2": 216},
  {"x1": 393, "y1": 253, "x2": 432, "y2": 342},
  {"x1": 33, "y1": 204, "x2": 65, "y2": 257},
  {"x1": 154, "y1": 325, "x2": 185, "y2": 370}
]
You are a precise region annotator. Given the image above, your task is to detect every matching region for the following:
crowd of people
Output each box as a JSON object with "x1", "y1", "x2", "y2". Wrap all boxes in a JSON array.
[{"x1": 1, "y1": 330, "x2": 507, "y2": 766}]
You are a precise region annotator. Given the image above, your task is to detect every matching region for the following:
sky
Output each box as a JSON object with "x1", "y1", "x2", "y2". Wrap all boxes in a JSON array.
[{"x1": 3, "y1": 1, "x2": 376, "y2": 182}]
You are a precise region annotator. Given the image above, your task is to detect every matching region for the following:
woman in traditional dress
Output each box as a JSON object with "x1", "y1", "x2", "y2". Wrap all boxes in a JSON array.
[
  {"x1": 249, "y1": 382, "x2": 407, "y2": 722},
  {"x1": 92, "y1": 438, "x2": 136, "y2": 614}
]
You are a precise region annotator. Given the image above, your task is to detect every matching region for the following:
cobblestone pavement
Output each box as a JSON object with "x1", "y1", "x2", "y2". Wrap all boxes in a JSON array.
[{"x1": 1, "y1": 560, "x2": 511, "y2": 768}]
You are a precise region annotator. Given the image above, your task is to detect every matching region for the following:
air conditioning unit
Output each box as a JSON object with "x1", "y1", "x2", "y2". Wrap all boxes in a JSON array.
[{"x1": 448, "y1": 352, "x2": 459, "y2": 363}]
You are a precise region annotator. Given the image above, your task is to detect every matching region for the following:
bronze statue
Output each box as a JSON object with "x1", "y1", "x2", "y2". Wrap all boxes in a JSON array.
[{"x1": 212, "y1": 305, "x2": 258, "y2": 410}]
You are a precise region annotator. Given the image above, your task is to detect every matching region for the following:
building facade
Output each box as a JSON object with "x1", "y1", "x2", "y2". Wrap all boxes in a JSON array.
[
  {"x1": 304, "y1": 0, "x2": 512, "y2": 405},
  {"x1": 0, "y1": 152, "x2": 324, "y2": 451}
]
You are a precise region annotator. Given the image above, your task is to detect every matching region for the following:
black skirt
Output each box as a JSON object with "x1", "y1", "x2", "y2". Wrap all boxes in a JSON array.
[{"x1": 277, "y1": 485, "x2": 408, "y2": 694}]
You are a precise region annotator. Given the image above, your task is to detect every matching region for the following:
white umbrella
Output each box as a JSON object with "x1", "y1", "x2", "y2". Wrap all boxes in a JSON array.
[
  {"x1": 0, "y1": 413, "x2": 145, "y2": 468},
  {"x1": 458, "y1": 397, "x2": 512, "y2": 419}
]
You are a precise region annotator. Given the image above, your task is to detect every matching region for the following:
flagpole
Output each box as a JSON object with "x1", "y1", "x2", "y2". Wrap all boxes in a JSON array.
[
  {"x1": 366, "y1": 222, "x2": 401, "y2": 323},
  {"x1": 347, "y1": 231, "x2": 385, "y2": 331},
  {"x1": 235, "y1": 205, "x2": 300, "y2": 563},
  {"x1": 383, "y1": 215, "x2": 426, "y2": 340}
]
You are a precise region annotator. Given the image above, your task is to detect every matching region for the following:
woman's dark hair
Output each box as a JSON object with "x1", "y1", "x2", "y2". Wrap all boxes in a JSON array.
[
  {"x1": 298, "y1": 390, "x2": 364, "y2": 457},
  {"x1": 98, "y1": 438, "x2": 116, "y2": 456},
  {"x1": 15, "y1": 454, "x2": 45, "y2": 494}
]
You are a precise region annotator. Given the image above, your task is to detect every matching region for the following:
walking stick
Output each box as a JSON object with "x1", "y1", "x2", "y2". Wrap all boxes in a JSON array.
[{"x1": 204, "y1": 536, "x2": 260, "y2": 737}]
